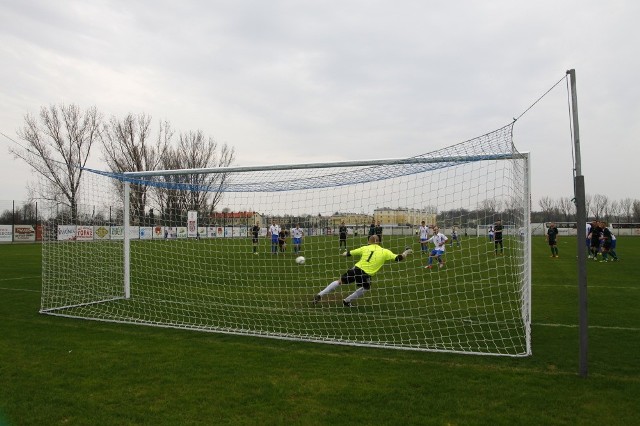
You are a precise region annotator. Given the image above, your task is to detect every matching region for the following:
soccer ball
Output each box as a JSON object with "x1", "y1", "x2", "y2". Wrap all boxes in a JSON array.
[{"x1": 295, "y1": 256, "x2": 306, "y2": 265}]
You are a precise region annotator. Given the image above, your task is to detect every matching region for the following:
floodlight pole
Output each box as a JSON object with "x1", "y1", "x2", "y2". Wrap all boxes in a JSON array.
[{"x1": 568, "y1": 69, "x2": 588, "y2": 377}]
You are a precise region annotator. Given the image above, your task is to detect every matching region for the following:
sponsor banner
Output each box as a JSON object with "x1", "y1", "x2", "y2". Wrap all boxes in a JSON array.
[
  {"x1": 187, "y1": 210, "x2": 198, "y2": 238},
  {"x1": 176, "y1": 226, "x2": 187, "y2": 239},
  {"x1": 58, "y1": 225, "x2": 77, "y2": 241},
  {"x1": 165, "y1": 227, "x2": 177, "y2": 239},
  {"x1": 139, "y1": 226, "x2": 153, "y2": 240},
  {"x1": 216, "y1": 226, "x2": 224, "y2": 237},
  {"x1": 128, "y1": 226, "x2": 140, "y2": 240},
  {"x1": 14, "y1": 225, "x2": 36, "y2": 242},
  {"x1": 94, "y1": 225, "x2": 111, "y2": 240},
  {"x1": 197, "y1": 226, "x2": 207, "y2": 238},
  {"x1": 153, "y1": 226, "x2": 165, "y2": 239},
  {"x1": 36, "y1": 224, "x2": 43, "y2": 241},
  {"x1": 0, "y1": 225, "x2": 12, "y2": 242},
  {"x1": 76, "y1": 225, "x2": 94, "y2": 241},
  {"x1": 207, "y1": 226, "x2": 217, "y2": 238},
  {"x1": 110, "y1": 226, "x2": 124, "y2": 240}
]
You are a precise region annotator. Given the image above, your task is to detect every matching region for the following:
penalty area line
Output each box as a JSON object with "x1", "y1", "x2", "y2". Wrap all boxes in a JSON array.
[
  {"x1": 0, "y1": 286, "x2": 40, "y2": 293},
  {"x1": 0, "y1": 275, "x2": 41, "y2": 282},
  {"x1": 535, "y1": 322, "x2": 640, "y2": 332}
]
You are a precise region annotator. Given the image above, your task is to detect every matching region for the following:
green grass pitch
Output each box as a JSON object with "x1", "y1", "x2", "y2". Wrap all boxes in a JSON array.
[
  {"x1": 41, "y1": 234, "x2": 528, "y2": 354},
  {"x1": 1, "y1": 236, "x2": 639, "y2": 425}
]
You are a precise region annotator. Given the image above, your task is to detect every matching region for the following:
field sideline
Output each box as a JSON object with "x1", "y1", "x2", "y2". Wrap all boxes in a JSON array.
[{"x1": 0, "y1": 237, "x2": 639, "y2": 425}]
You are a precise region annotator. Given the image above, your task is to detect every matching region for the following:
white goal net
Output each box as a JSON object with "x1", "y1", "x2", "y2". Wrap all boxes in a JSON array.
[{"x1": 40, "y1": 123, "x2": 531, "y2": 356}]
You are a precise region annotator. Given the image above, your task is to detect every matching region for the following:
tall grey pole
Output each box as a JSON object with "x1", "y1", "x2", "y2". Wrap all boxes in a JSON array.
[{"x1": 568, "y1": 69, "x2": 588, "y2": 377}]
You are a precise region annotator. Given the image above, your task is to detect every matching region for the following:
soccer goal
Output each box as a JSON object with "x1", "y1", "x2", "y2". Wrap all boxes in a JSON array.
[{"x1": 40, "y1": 123, "x2": 531, "y2": 356}]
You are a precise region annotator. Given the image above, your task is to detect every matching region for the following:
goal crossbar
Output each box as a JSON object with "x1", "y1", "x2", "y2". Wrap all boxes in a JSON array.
[{"x1": 122, "y1": 153, "x2": 523, "y2": 178}]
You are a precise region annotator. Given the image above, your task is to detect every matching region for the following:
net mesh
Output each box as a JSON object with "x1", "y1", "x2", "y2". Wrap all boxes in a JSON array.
[{"x1": 40, "y1": 123, "x2": 531, "y2": 356}]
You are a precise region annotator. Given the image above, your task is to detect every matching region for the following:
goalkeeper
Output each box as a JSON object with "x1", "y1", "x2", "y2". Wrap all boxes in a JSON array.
[{"x1": 313, "y1": 235, "x2": 413, "y2": 307}]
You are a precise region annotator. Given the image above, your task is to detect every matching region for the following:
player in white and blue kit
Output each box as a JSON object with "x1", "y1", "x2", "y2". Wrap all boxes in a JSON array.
[
  {"x1": 425, "y1": 226, "x2": 448, "y2": 269},
  {"x1": 450, "y1": 228, "x2": 460, "y2": 247},
  {"x1": 269, "y1": 220, "x2": 281, "y2": 254},
  {"x1": 291, "y1": 224, "x2": 304, "y2": 254},
  {"x1": 586, "y1": 221, "x2": 593, "y2": 258},
  {"x1": 609, "y1": 228, "x2": 618, "y2": 260},
  {"x1": 418, "y1": 221, "x2": 430, "y2": 254},
  {"x1": 600, "y1": 221, "x2": 618, "y2": 261}
]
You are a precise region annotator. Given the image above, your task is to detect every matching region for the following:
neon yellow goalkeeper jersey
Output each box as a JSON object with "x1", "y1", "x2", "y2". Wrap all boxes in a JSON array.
[{"x1": 350, "y1": 244, "x2": 398, "y2": 276}]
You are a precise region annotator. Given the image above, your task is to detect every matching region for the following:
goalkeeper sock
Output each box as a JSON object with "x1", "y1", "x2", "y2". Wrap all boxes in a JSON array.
[
  {"x1": 344, "y1": 287, "x2": 366, "y2": 302},
  {"x1": 318, "y1": 280, "x2": 340, "y2": 296}
]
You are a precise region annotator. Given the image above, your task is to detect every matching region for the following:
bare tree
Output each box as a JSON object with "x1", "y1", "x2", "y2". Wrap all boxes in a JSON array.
[
  {"x1": 538, "y1": 196, "x2": 558, "y2": 221},
  {"x1": 633, "y1": 200, "x2": 640, "y2": 222},
  {"x1": 157, "y1": 130, "x2": 235, "y2": 224},
  {"x1": 11, "y1": 104, "x2": 102, "y2": 220},
  {"x1": 619, "y1": 198, "x2": 634, "y2": 222},
  {"x1": 0, "y1": 202, "x2": 38, "y2": 225},
  {"x1": 179, "y1": 130, "x2": 234, "y2": 214},
  {"x1": 558, "y1": 197, "x2": 575, "y2": 221},
  {"x1": 102, "y1": 113, "x2": 172, "y2": 224},
  {"x1": 475, "y1": 198, "x2": 502, "y2": 224},
  {"x1": 608, "y1": 200, "x2": 621, "y2": 224},
  {"x1": 590, "y1": 194, "x2": 609, "y2": 220}
]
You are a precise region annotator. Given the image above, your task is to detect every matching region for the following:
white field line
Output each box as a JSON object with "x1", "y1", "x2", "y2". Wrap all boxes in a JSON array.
[
  {"x1": 0, "y1": 275, "x2": 42, "y2": 292},
  {"x1": 3, "y1": 275, "x2": 637, "y2": 331},
  {"x1": 535, "y1": 284, "x2": 638, "y2": 290},
  {"x1": 534, "y1": 322, "x2": 640, "y2": 332}
]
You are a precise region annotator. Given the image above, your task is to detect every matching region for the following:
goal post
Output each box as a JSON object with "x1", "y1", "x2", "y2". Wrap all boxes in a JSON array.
[
  {"x1": 40, "y1": 124, "x2": 532, "y2": 356},
  {"x1": 123, "y1": 181, "x2": 131, "y2": 299}
]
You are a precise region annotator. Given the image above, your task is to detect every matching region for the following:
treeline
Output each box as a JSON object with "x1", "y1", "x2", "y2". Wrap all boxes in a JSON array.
[
  {"x1": 9, "y1": 104, "x2": 235, "y2": 225},
  {"x1": 427, "y1": 195, "x2": 640, "y2": 227},
  {"x1": 531, "y1": 195, "x2": 640, "y2": 223},
  {"x1": 6, "y1": 194, "x2": 640, "y2": 227}
]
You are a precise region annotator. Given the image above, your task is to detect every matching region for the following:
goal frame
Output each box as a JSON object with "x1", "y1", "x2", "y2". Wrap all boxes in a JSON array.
[{"x1": 40, "y1": 148, "x2": 532, "y2": 357}]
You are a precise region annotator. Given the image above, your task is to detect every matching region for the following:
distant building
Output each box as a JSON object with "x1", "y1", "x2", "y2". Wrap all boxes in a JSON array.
[
  {"x1": 210, "y1": 211, "x2": 263, "y2": 226},
  {"x1": 373, "y1": 207, "x2": 437, "y2": 226},
  {"x1": 329, "y1": 213, "x2": 374, "y2": 227}
]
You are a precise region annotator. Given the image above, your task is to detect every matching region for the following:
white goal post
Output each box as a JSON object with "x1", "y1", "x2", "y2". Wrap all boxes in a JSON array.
[{"x1": 40, "y1": 124, "x2": 532, "y2": 356}]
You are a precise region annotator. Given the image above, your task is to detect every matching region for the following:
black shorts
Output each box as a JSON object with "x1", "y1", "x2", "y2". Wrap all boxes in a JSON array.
[
  {"x1": 340, "y1": 266, "x2": 371, "y2": 290},
  {"x1": 548, "y1": 239, "x2": 557, "y2": 246},
  {"x1": 252, "y1": 238, "x2": 258, "y2": 244},
  {"x1": 590, "y1": 239, "x2": 600, "y2": 248}
]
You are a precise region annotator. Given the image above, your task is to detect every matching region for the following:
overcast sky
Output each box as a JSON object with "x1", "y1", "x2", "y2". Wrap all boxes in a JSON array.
[{"x1": 1, "y1": 0, "x2": 638, "y2": 209}]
